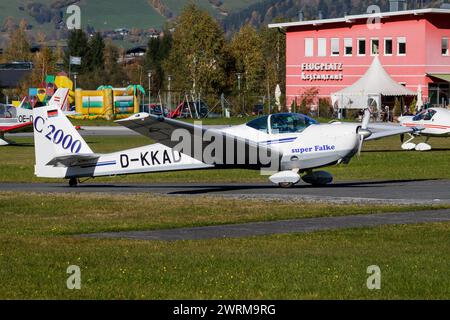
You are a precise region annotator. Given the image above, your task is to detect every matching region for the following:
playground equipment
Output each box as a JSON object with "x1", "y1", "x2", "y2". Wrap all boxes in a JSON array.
[
  {"x1": 74, "y1": 85, "x2": 144, "y2": 119},
  {"x1": 14, "y1": 73, "x2": 74, "y2": 110}
]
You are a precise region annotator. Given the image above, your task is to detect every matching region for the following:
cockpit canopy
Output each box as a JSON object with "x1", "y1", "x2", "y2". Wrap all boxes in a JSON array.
[
  {"x1": 0, "y1": 104, "x2": 17, "y2": 119},
  {"x1": 413, "y1": 109, "x2": 437, "y2": 121},
  {"x1": 246, "y1": 113, "x2": 318, "y2": 134}
]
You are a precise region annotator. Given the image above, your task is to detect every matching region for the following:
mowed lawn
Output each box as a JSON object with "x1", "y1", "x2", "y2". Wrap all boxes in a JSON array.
[
  {"x1": 0, "y1": 192, "x2": 449, "y2": 299},
  {"x1": 0, "y1": 134, "x2": 449, "y2": 184}
]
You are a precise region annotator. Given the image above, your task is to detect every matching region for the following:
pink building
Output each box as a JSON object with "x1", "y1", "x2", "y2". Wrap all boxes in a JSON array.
[{"x1": 269, "y1": 8, "x2": 450, "y2": 109}]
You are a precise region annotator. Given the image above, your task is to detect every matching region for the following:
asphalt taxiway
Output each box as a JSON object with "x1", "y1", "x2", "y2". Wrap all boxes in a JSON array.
[
  {"x1": 80, "y1": 209, "x2": 450, "y2": 241},
  {"x1": 0, "y1": 179, "x2": 449, "y2": 204}
]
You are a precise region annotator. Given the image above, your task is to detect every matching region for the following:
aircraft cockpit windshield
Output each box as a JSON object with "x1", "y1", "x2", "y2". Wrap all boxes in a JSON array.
[
  {"x1": 413, "y1": 109, "x2": 437, "y2": 121},
  {"x1": 0, "y1": 104, "x2": 17, "y2": 119},
  {"x1": 269, "y1": 113, "x2": 318, "y2": 134}
]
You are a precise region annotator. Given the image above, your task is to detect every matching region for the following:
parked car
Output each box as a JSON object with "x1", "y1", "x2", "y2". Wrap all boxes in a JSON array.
[{"x1": 252, "y1": 103, "x2": 264, "y2": 115}]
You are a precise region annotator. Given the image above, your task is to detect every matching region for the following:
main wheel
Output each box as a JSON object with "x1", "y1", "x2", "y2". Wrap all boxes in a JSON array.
[
  {"x1": 69, "y1": 178, "x2": 78, "y2": 187},
  {"x1": 278, "y1": 182, "x2": 294, "y2": 188}
]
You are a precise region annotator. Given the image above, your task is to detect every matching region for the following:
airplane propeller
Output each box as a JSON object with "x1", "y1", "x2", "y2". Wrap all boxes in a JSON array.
[{"x1": 357, "y1": 109, "x2": 372, "y2": 157}]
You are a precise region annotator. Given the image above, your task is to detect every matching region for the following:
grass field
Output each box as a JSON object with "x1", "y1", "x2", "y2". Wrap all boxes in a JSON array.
[
  {"x1": 1, "y1": 135, "x2": 449, "y2": 184},
  {"x1": 1, "y1": 127, "x2": 449, "y2": 299},
  {"x1": 0, "y1": 192, "x2": 449, "y2": 299}
]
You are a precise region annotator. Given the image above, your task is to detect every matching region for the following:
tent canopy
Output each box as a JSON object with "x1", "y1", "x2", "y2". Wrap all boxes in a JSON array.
[{"x1": 331, "y1": 56, "x2": 416, "y2": 110}]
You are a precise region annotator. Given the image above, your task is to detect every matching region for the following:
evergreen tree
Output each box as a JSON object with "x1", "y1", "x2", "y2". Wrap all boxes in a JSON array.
[
  {"x1": 65, "y1": 29, "x2": 89, "y2": 73},
  {"x1": 86, "y1": 32, "x2": 105, "y2": 72},
  {"x1": 145, "y1": 30, "x2": 172, "y2": 94}
]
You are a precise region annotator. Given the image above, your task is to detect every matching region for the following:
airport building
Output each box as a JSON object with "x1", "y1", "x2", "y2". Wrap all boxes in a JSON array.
[{"x1": 269, "y1": 7, "x2": 450, "y2": 109}]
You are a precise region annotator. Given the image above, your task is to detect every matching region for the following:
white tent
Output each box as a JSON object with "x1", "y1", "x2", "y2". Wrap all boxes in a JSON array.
[{"x1": 331, "y1": 56, "x2": 416, "y2": 112}]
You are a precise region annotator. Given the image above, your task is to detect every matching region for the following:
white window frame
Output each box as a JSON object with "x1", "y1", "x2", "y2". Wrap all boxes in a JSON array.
[
  {"x1": 397, "y1": 37, "x2": 406, "y2": 56},
  {"x1": 331, "y1": 38, "x2": 340, "y2": 56},
  {"x1": 305, "y1": 38, "x2": 314, "y2": 57},
  {"x1": 370, "y1": 38, "x2": 379, "y2": 56},
  {"x1": 384, "y1": 38, "x2": 393, "y2": 56},
  {"x1": 357, "y1": 38, "x2": 366, "y2": 56},
  {"x1": 344, "y1": 38, "x2": 353, "y2": 56},
  {"x1": 442, "y1": 37, "x2": 449, "y2": 56},
  {"x1": 318, "y1": 38, "x2": 327, "y2": 57}
]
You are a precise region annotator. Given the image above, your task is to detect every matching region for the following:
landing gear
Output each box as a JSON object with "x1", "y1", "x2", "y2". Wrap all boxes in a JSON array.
[
  {"x1": 278, "y1": 182, "x2": 295, "y2": 188},
  {"x1": 301, "y1": 171, "x2": 333, "y2": 186},
  {"x1": 69, "y1": 178, "x2": 78, "y2": 187},
  {"x1": 401, "y1": 134, "x2": 431, "y2": 151},
  {"x1": 269, "y1": 170, "x2": 300, "y2": 188},
  {"x1": 0, "y1": 133, "x2": 13, "y2": 146}
]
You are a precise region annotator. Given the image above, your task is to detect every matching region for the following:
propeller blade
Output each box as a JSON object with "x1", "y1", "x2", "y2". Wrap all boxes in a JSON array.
[
  {"x1": 400, "y1": 134, "x2": 404, "y2": 143},
  {"x1": 357, "y1": 135, "x2": 364, "y2": 157},
  {"x1": 361, "y1": 108, "x2": 371, "y2": 129}
]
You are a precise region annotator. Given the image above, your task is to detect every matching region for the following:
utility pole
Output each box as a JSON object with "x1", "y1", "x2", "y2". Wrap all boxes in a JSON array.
[
  {"x1": 147, "y1": 70, "x2": 152, "y2": 112},
  {"x1": 237, "y1": 73, "x2": 242, "y2": 114},
  {"x1": 167, "y1": 75, "x2": 172, "y2": 111},
  {"x1": 73, "y1": 72, "x2": 78, "y2": 91}
]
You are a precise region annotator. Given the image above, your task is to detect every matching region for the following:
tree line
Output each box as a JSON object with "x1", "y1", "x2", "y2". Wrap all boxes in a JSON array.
[{"x1": 1, "y1": 4, "x2": 286, "y2": 114}]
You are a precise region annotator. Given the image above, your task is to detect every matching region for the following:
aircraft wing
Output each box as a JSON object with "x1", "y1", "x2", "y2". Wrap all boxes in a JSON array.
[
  {"x1": 365, "y1": 126, "x2": 415, "y2": 141},
  {"x1": 0, "y1": 121, "x2": 32, "y2": 134},
  {"x1": 116, "y1": 113, "x2": 280, "y2": 167},
  {"x1": 46, "y1": 153, "x2": 102, "y2": 167}
]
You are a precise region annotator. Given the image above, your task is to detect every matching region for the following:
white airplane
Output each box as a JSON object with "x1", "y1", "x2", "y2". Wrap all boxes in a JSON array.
[
  {"x1": 32, "y1": 101, "x2": 414, "y2": 188},
  {"x1": 398, "y1": 107, "x2": 450, "y2": 151},
  {"x1": 0, "y1": 88, "x2": 70, "y2": 146}
]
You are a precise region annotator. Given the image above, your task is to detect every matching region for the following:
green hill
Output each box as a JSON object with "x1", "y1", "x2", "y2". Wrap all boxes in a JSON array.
[{"x1": 0, "y1": 0, "x2": 265, "y2": 33}]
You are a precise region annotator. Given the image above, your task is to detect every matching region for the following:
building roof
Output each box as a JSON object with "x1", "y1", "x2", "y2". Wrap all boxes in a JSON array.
[
  {"x1": 0, "y1": 69, "x2": 31, "y2": 88},
  {"x1": 268, "y1": 8, "x2": 450, "y2": 30}
]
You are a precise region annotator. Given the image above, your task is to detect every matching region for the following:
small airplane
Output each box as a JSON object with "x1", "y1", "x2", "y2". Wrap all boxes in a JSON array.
[
  {"x1": 0, "y1": 88, "x2": 71, "y2": 146},
  {"x1": 32, "y1": 96, "x2": 414, "y2": 187},
  {"x1": 398, "y1": 107, "x2": 450, "y2": 151},
  {"x1": 0, "y1": 98, "x2": 34, "y2": 146}
]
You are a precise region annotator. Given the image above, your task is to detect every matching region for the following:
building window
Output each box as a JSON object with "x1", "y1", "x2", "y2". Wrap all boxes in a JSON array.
[
  {"x1": 442, "y1": 38, "x2": 449, "y2": 56},
  {"x1": 371, "y1": 38, "x2": 379, "y2": 55},
  {"x1": 331, "y1": 38, "x2": 340, "y2": 56},
  {"x1": 358, "y1": 38, "x2": 366, "y2": 55},
  {"x1": 344, "y1": 38, "x2": 352, "y2": 56},
  {"x1": 384, "y1": 38, "x2": 393, "y2": 55},
  {"x1": 398, "y1": 37, "x2": 406, "y2": 55},
  {"x1": 318, "y1": 38, "x2": 326, "y2": 57},
  {"x1": 305, "y1": 38, "x2": 314, "y2": 57}
]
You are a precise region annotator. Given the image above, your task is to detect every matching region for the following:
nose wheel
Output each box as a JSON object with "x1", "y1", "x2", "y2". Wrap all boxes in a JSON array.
[
  {"x1": 278, "y1": 182, "x2": 295, "y2": 188},
  {"x1": 69, "y1": 178, "x2": 78, "y2": 187}
]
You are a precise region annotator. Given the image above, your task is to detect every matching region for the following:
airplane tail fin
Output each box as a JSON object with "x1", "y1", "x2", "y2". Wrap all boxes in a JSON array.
[
  {"x1": 33, "y1": 104, "x2": 93, "y2": 177},
  {"x1": 48, "y1": 88, "x2": 69, "y2": 110}
]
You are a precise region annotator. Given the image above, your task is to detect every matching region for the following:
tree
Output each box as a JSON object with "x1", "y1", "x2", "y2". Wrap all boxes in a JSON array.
[
  {"x1": 3, "y1": 19, "x2": 31, "y2": 62},
  {"x1": 86, "y1": 32, "x2": 105, "y2": 72},
  {"x1": 230, "y1": 24, "x2": 265, "y2": 112},
  {"x1": 164, "y1": 4, "x2": 228, "y2": 100},
  {"x1": 65, "y1": 29, "x2": 89, "y2": 73},
  {"x1": 103, "y1": 40, "x2": 128, "y2": 87},
  {"x1": 259, "y1": 25, "x2": 286, "y2": 112},
  {"x1": 145, "y1": 29, "x2": 172, "y2": 94}
]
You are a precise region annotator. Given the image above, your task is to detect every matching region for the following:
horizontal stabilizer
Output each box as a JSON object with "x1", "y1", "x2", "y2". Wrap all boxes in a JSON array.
[{"x1": 46, "y1": 153, "x2": 101, "y2": 167}]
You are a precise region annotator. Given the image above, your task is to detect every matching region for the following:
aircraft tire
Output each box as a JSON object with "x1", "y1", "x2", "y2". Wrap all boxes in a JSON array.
[
  {"x1": 278, "y1": 182, "x2": 295, "y2": 188},
  {"x1": 69, "y1": 178, "x2": 78, "y2": 187}
]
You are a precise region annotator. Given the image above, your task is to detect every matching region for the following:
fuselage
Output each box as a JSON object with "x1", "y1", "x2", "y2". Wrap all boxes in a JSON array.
[
  {"x1": 221, "y1": 121, "x2": 360, "y2": 171},
  {"x1": 0, "y1": 104, "x2": 33, "y2": 132},
  {"x1": 399, "y1": 108, "x2": 450, "y2": 137}
]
